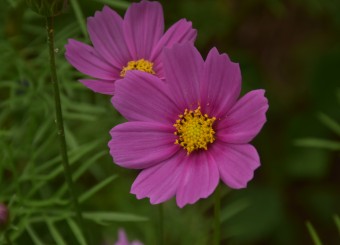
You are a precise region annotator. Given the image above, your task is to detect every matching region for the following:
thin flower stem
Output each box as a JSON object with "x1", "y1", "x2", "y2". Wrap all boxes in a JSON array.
[
  {"x1": 158, "y1": 204, "x2": 165, "y2": 245},
  {"x1": 213, "y1": 182, "x2": 221, "y2": 245},
  {"x1": 46, "y1": 16, "x2": 89, "y2": 244}
]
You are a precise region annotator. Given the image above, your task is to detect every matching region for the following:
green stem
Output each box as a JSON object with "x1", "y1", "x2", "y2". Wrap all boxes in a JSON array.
[
  {"x1": 158, "y1": 204, "x2": 164, "y2": 245},
  {"x1": 213, "y1": 182, "x2": 221, "y2": 245},
  {"x1": 46, "y1": 16, "x2": 88, "y2": 244}
]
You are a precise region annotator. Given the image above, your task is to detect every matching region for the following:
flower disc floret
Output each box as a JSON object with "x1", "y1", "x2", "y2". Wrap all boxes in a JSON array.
[
  {"x1": 120, "y1": 59, "x2": 155, "y2": 77},
  {"x1": 174, "y1": 106, "x2": 216, "y2": 154}
]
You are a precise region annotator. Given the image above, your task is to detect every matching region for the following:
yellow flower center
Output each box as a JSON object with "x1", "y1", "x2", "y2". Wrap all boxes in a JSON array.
[
  {"x1": 174, "y1": 106, "x2": 216, "y2": 155},
  {"x1": 120, "y1": 59, "x2": 156, "y2": 77}
]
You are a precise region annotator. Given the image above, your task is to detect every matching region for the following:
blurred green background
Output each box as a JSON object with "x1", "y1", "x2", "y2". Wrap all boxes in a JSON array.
[{"x1": 0, "y1": 0, "x2": 339, "y2": 244}]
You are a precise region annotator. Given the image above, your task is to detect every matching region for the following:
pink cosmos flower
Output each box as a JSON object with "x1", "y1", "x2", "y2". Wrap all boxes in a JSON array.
[
  {"x1": 108, "y1": 43, "x2": 269, "y2": 208},
  {"x1": 114, "y1": 229, "x2": 143, "y2": 245},
  {"x1": 65, "y1": 0, "x2": 196, "y2": 95}
]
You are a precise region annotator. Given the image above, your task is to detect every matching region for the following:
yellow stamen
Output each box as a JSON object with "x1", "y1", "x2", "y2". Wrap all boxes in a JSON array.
[
  {"x1": 120, "y1": 59, "x2": 155, "y2": 77},
  {"x1": 173, "y1": 106, "x2": 216, "y2": 155}
]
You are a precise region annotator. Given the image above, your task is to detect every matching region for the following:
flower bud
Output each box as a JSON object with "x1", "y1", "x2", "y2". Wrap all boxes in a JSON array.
[
  {"x1": 26, "y1": 0, "x2": 68, "y2": 17},
  {"x1": 0, "y1": 203, "x2": 9, "y2": 230}
]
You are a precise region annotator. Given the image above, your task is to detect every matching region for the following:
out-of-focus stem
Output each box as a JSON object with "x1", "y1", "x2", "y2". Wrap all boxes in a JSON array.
[
  {"x1": 213, "y1": 182, "x2": 221, "y2": 245},
  {"x1": 159, "y1": 204, "x2": 165, "y2": 245}
]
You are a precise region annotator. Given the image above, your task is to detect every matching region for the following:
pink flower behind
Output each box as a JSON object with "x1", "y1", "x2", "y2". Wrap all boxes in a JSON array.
[
  {"x1": 108, "y1": 43, "x2": 269, "y2": 208},
  {"x1": 114, "y1": 229, "x2": 143, "y2": 245},
  {"x1": 65, "y1": 0, "x2": 196, "y2": 95}
]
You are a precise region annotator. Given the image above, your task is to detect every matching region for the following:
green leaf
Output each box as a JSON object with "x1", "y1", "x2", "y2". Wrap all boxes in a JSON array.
[
  {"x1": 47, "y1": 219, "x2": 67, "y2": 245},
  {"x1": 79, "y1": 175, "x2": 117, "y2": 203},
  {"x1": 63, "y1": 111, "x2": 98, "y2": 121},
  {"x1": 306, "y1": 221, "x2": 323, "y2": 245},
  {"x1": 64, "y1": 123, "x2": 80, "y2": 149},
  {"x1": 295, "y1": 138, "x2": 340, "y2": 150},
  {"x1": 32, "y1": 118, "x2": 53, "y2": 145},
  {"x1": 56, "y1": 151, "x2": 107, "y2": 198},
  {"x1": 61, "y1": 95, "x2": 106, "y2": 114},
  {"x1": 26, "y1": 224, "x2": 45, "y2": 245},
  {"x1": 93, "y1": 0, "x2": 130, "y2": 9},
  {"x1": 66, "y1": 218, "x2": 87, "y2": 245},
  {"x1": 220, "y1": 199, "x2": 249, "y2": 223},
  {"x1": 83, "y1": 211, "x2": 148, "y2": 224},
  {"x1": 318, "y1": 113, "x2": 340, "y2": 136},
  {"x1": 69, "y1": 0, "x2": 88, "y2": 39},
  {"x1": 24, "y1": 198, "x2": 68, "y2": 208}
]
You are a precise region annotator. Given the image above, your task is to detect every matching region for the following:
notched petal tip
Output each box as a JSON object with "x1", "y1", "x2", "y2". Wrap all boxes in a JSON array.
[
  {"x1": 206, "y1": 46, "x2": 240, "y2": 67},
  {"x1": 90, "y1": 5, "x2": 112, "y2": 19},
  {"x1": 176, "y1": 200, "x2": 186, "y2": 209},
  {"x1": 250, "y1": 89, "x2": 269, "y2": 110},
  {"x1": 213, "y1": 143, "x2": 261, "y2": 189},
  {"x1": 175, "y1": 18, "x2": 195, "y2": 31},
  {"x1": 138, "y1": 0, "x2": 162, "y2": 8},
  {"x1": 102, "y1": 5, "x2": 112, "y2": 12},
  {"x1": 207, "y1": 46, "x2": 219, "y2": 56}
]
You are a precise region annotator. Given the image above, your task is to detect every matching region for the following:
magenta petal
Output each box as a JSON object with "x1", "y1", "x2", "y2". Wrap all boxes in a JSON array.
[
  {"x1": 65, "y1": 39, "x2": 118, "y2": 80},
  {"x1": 115, "y1": 229, "x2": 143, "y2": 245},
  {"x1": 123, "y1": 0, "x2": 164, "y2": 59},
  {"x1": 131, "y1": 150, "x2": 186, "y2": 204},
  {"x1": 176, "y1": 152, "x2": 219, "y2": 208},
  {"x1": 109, "y1": 122, "x2": 178, "y2": 169},
  {"x1": 200, "y1": 48, "x2": 241, "y2": 117},
  {"x1": 212, "y1": 142, "x2": 260, "y2": 189},
  {"x1": 87, "y1": 6, "x2": 131, "y2": 68},
  {"x1": 217, "y1": 90, "x2": 268, "y2": 144},
  {"x1": 163, "y1": 43, "x2": 204, "y2": 110},
  {"x1": 151, "y1": 19, "x2": 197, "y2": 78},
  {"x1": 112, "y1": 71, "x2": 179, "y2": 124},
  {"x1": 115, "y1": 229, "x2": 129, "y2": 245},
  {"x1": 79, "y1": 79, "x2": 114, "y2": 95}
]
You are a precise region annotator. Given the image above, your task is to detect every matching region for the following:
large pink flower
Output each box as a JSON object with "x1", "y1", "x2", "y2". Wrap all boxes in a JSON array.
[
  {"x1": 108, "y1": 43, "x2": 269, "y2": 208},
  {"x1": 65, "y1": 0, "x2": 196, "y2": 95}
]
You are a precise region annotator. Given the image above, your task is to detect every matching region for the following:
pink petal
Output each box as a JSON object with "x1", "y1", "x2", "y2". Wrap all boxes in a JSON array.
[
  {"x1": 163, "y1": 43, "x2": 204, "y2": 110},
  {"x1": 200, "y1": 47, "x2": 241, "y2": 117},
  {"x1": 87, "y1": 6, "x2": 131, "y2": 69},
  {"x1": 131, "y1": 150, "x2": 186, "y2": 204},
  {"x1": 211, "y1": 142, "x2": 260, "y2": 189},
  {"x1": 151, "y1": 19, "x2": 197, "y2": 78},
  {"x1": 109, "y1": 122, "x2": 178, "y2": 169},
  {"x1": 123, "y1": 0, "x2": 164, "y2": 59},
  {"x1": 115, "y1": 229, "x2": 129, "y2": 245},
  {"x1": 79, "y1": 79, "x2": 114, "y2": 95},
  {"x1": 176, "y1": 151, "x2": 219, "y2": 208},
  {"x1": 217, "y1": 90, "x2": 268, "y2": 144},
  {"x1": 115, "y1": 229, "x2": 143, "y2": 245},
  {"x1": 111, "y1": 71, "x2": 180, "y2": 124},
  {"x1": 65, "y1": 39, "x2": 119, "y2": 80}
]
